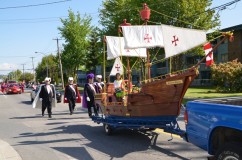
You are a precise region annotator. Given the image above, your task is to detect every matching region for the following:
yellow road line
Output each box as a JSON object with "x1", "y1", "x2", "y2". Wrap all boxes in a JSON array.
[{"x1": 155, "y1": 128, "x2": 182, "y2": 139}]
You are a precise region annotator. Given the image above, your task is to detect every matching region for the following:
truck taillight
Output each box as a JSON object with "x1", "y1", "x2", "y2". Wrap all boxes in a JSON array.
[{"x1": 184, "y1": 110, "x2": 188, "y2": 125}]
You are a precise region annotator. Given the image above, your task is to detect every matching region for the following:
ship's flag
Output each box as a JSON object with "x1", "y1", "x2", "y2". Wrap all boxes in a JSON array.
[
  {"x1": 110, "y1": 57, "x2": 123, "y2": 76},
  {"x1": 204, "y1": 42, "x2": 214, "y2": 66},
  {"x1": 161, "y1": 24, "x2": 207, "y2": 58},
  {"x1": 121, "y1": 25, "x2": 164, "y2": 49},
  {"x1": 106, "y1": 36, "x2": 147, "y2": 60}
]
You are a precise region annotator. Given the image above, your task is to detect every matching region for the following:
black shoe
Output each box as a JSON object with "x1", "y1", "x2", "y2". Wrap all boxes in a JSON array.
[
  {"x1": 42, "y1": 113, "x2": 44, "y2": 117},
  {"x1": 48, "y1": 115, "x2": 52, "y2": 118},
  {"x1": 70, "y1": 112, "x2": 72, "y2": 115}
]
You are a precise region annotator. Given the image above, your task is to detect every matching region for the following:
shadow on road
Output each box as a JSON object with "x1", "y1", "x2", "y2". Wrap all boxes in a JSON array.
[
  {"x1": 52, "y1": 147, "x2": 94, "y2": 160},
  {"x1": 13, "y1": 124, "x2": 191, "y2": 159},
  {"x1": 20, "y1": 100, "x2": 32, "y2": 105}
]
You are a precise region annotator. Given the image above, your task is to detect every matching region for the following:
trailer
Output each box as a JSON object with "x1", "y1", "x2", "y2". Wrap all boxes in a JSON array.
[{"x1": 91, "y1": 114, "x2": 185, "y2": 136}]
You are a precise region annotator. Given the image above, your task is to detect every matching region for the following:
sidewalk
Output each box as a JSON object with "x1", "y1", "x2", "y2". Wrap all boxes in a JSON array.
[{"x1": 0, "y1": 139, "x2": 22, "y2": 160}]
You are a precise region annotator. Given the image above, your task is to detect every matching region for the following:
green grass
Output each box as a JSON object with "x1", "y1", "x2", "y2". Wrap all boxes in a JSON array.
[{"x1": 183, "y1": 87, "x2": 242, "y2": 104}]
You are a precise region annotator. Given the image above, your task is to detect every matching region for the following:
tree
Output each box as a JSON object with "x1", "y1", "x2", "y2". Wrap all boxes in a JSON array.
[
  {"x1": 85, "y1": 27, "x2": 103, "y2": 73},
  {"x1": 99, "y1": 0, "x2": 220, "y2": 71},
  {"x1": 35, "y1": 54, "x2": 58, "y2": 84},
  {"x1": 211, "y1": 59, "x2": 242, "y2": 93},
  {"x1": 100, "y1": 0, "x2": 219, "y2": 35},
  {"x1": 19, "y1": 72, "x2": 34, "y2": 83},
  {"x1": 58, "y1": 9, "x2": 93, "y2": 82},
  {"x1": 8, "y1": 70, "x2": 22, "y2": 81}
]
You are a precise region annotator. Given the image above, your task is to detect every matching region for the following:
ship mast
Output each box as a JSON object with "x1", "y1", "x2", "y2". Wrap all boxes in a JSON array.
[
  {"x1": 119, "y1": 19, "x2": 131, "y2": 93},
  {"x1": 140, "y1": 3, "x2": 151, "y2": 80}
]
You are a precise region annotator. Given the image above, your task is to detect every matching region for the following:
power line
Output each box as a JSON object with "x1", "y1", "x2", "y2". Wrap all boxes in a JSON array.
[
  {"x1": 187, "y1": 0, "x2": 241, "y2": 18},
  {"x1": 0, "y1": 0, "x2": 71, "y2": 10}
]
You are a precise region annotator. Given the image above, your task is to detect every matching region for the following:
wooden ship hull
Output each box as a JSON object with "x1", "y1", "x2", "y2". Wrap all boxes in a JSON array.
[{"x1": 95, "y1": 67, "x2": 198, "y2": 117}]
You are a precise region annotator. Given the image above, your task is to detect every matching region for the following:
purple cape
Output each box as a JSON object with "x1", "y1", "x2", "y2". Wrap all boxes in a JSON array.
[{"x1": 82, "y1": 93, "x2": 88, "y2": 108}]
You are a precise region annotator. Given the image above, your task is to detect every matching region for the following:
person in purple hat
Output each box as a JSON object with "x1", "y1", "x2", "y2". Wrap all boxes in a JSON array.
[{"x1": 83, "y1": 73, "x2": 98, "y2": 117}]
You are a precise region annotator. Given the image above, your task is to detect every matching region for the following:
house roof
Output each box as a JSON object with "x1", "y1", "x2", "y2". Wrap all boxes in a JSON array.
[{"x1": 221, "y1": 24, "x2": 242, "y2": 32}]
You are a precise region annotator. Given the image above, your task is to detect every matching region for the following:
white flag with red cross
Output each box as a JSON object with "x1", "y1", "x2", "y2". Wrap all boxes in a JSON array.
[
  {"x1": 121, "y1": 25, "x2": 164, "y2": 49},
  {"x1": 204, "y1": 42, "x2": 214, "y2": 66},
  {"x1": 110, "y1": 57, "x2": 123, "y2": 76},
  {"x1": 106, "y1": 36, "x2": 147, "y2": 60},
  {"x1": 161, "y1": 24, "x2": 207, "y2": 58}
]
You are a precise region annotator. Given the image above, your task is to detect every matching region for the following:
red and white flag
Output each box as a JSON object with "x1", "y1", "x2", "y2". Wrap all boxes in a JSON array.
[{"x1": 204, "y1": 43, "x2": 214, "y2": 66}]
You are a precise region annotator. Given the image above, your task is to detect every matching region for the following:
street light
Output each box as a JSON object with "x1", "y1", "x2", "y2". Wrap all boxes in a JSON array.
[{"x1": 35, "y1": 52, "x2": 49, "y2": 77}]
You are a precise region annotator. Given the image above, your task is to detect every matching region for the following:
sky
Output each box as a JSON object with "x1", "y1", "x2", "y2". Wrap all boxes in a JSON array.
[{"x1": 0, "y1": 0, "x2": 242, "y2": 76}]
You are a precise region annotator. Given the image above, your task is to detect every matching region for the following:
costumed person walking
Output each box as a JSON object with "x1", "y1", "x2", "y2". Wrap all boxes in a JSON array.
[
  {"x1": 64, "y1": 77, "x2": 81, "y2": 115},
  {"x1": 83, "y1": 73, "x2": 98, "y2": 117},
  {"x1": 39, "y1": 77, "x2": 55, "y2": 118},
  {"x1": 94, "y1": 75, "x2": 104, "y2": 93},
  {"x1": 94, "y1": 75, "x2": 104, "y2": 113}
]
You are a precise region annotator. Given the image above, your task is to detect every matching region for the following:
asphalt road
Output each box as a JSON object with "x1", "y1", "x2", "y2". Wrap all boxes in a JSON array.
[{"x1": 0, "y1": 89, "x2": 210, "y2": 160}]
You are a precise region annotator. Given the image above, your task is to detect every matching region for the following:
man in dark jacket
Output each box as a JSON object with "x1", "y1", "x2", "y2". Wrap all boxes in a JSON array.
[
  {"x1": 39, "y1": 77, "x2": 55, "y2": 118},
  {"x1": 64, "y1": 77, "x2": 78, "y2": 115},
  {"x1": 84, "y1": 73, "x2": 98, "y2": 117}
]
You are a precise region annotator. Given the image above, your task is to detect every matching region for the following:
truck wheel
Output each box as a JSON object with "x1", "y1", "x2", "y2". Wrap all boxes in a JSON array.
[
  {"x1": 103, "y1": 124, "x2": 112, "y2": 135},
  {"x1": 215, "y1": 142, "x2": 242, "y2": 160}
]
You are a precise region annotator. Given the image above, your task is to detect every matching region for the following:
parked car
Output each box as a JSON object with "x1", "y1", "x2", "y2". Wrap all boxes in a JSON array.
[
  {"x1": 5, "y1": 83, "x2": 22, "y2": 94},
  {"x1": 185, "y1": 97, "x2": 242, "y2": 160},
  {"x1": 30, "y1": 86, "x2": 62, "y2": 103}
]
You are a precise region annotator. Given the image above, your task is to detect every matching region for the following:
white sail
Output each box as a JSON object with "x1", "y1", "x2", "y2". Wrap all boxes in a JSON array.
[
  {"x1": 161, "y1": 24, "x2": 206, "y2": 58},
  {"x1": 110, "y1": 57, "x2": 123, "y2": 76},
  {"x1": 106, "y1": 36, "x2": 146, "y2": 60},
  {"x1": 121, "y1": 25, "x2": 164, "y2": 49}
]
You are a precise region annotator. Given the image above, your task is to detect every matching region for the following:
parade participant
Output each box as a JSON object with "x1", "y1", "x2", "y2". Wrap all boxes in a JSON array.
[
  {"x1": 83, "y1": 73, "x2": 98, "y2": 117},
  {"x1": 94, "y1": 75, "x2": 104, "y2": 93},
  {"x1": 39, "y1": 77, "x2": 55, "y2": 118},
  {"x1": 20, "y1": 82, "x2": 24, "y2": 93},
  {"x1": 1, "y1": 82, "x2": 6, "y2": 93},
  {"x1": 113, "y1": 73, "x2": 124, "y2": 102},
  {"x1": 64, "y1": 77, "x2": 81, "y2": 115}
]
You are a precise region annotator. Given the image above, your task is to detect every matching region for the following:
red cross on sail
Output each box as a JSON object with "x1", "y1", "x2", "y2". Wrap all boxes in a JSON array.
[
  {"x1": 144, "y1": 34, "x2": 152, "y2": 43},
  {"x1": 121, "y1": 25, "x2": 164, "y2": 49},
  {"x1": 115, "y1": 64, "x2": 120, "y2": 71},
  {"x1": 172, "y1": 36, "x2": 179, "y2": 46},
  {"x1": 161, "y1": 24, "x2": 206, "y2": 58},
  {"x1": 110, "y1": 57, "x2": 123, "y2": 76}
]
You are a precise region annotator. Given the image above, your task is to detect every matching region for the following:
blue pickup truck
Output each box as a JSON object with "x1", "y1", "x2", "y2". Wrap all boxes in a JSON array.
[{"x1": 185, "y1": 97, "x2": 242, "y2": 160}]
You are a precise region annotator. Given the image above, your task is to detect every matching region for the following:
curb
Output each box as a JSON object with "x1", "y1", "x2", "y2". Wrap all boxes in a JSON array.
[{"x1": 0, "y1": 140, "x2": 22, "y2": 160}]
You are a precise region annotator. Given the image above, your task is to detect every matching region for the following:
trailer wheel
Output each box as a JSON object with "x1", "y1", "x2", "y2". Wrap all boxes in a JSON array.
[
  {"x1": 103, "y1": 124, "x2": 112, "y2": 135},
  {"x1": 215, "y1": 142, "x2": 242, "y2": 160}
]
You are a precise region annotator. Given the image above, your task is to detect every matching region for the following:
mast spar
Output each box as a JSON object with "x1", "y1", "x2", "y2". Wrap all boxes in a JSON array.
[{"x1": 140, "y1": 3, "x2": 151, "y2": 80}]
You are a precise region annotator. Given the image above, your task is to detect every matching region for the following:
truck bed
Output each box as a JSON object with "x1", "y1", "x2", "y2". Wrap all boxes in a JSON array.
[{"x1": 193, "y1": 96, "x2": 242, "y2": 106}]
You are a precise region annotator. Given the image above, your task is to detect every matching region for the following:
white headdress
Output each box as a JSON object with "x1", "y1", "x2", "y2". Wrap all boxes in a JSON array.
[
  {"x1": 96, "y1": 75, "x2": 102, "y2": 79},
  {"x1": 68, "y1": 77, "x2": 74, "y2": 81},
  {"x1": 44, "y1": 77, "x2": 51, "y2": 82}
]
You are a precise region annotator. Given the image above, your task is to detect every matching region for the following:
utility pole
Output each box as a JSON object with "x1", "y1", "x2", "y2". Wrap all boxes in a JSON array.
[
  {"x1": 21, "y1": 64, "x2": 25, "y2": 82},
  {"x1": 53, "y1": 38, "x2": 64, "y2": 89},
  {"x1": 30, "y1": 57, "x2": 35, "y2": 83}
]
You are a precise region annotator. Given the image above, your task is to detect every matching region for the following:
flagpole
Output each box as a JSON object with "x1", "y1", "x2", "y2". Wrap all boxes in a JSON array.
[
  {"x1": 194, "y1": 32, "x2": 233, "y2": 68},
  {"x1": 103, "y1": 36, "x2": 106, "y2": 92},
  {"x1": 119, "y1": 19, "x2": 132, "y2": 93},
  {"x1": 170, "y1": 57, "x2": 172, "y2": 73}
]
